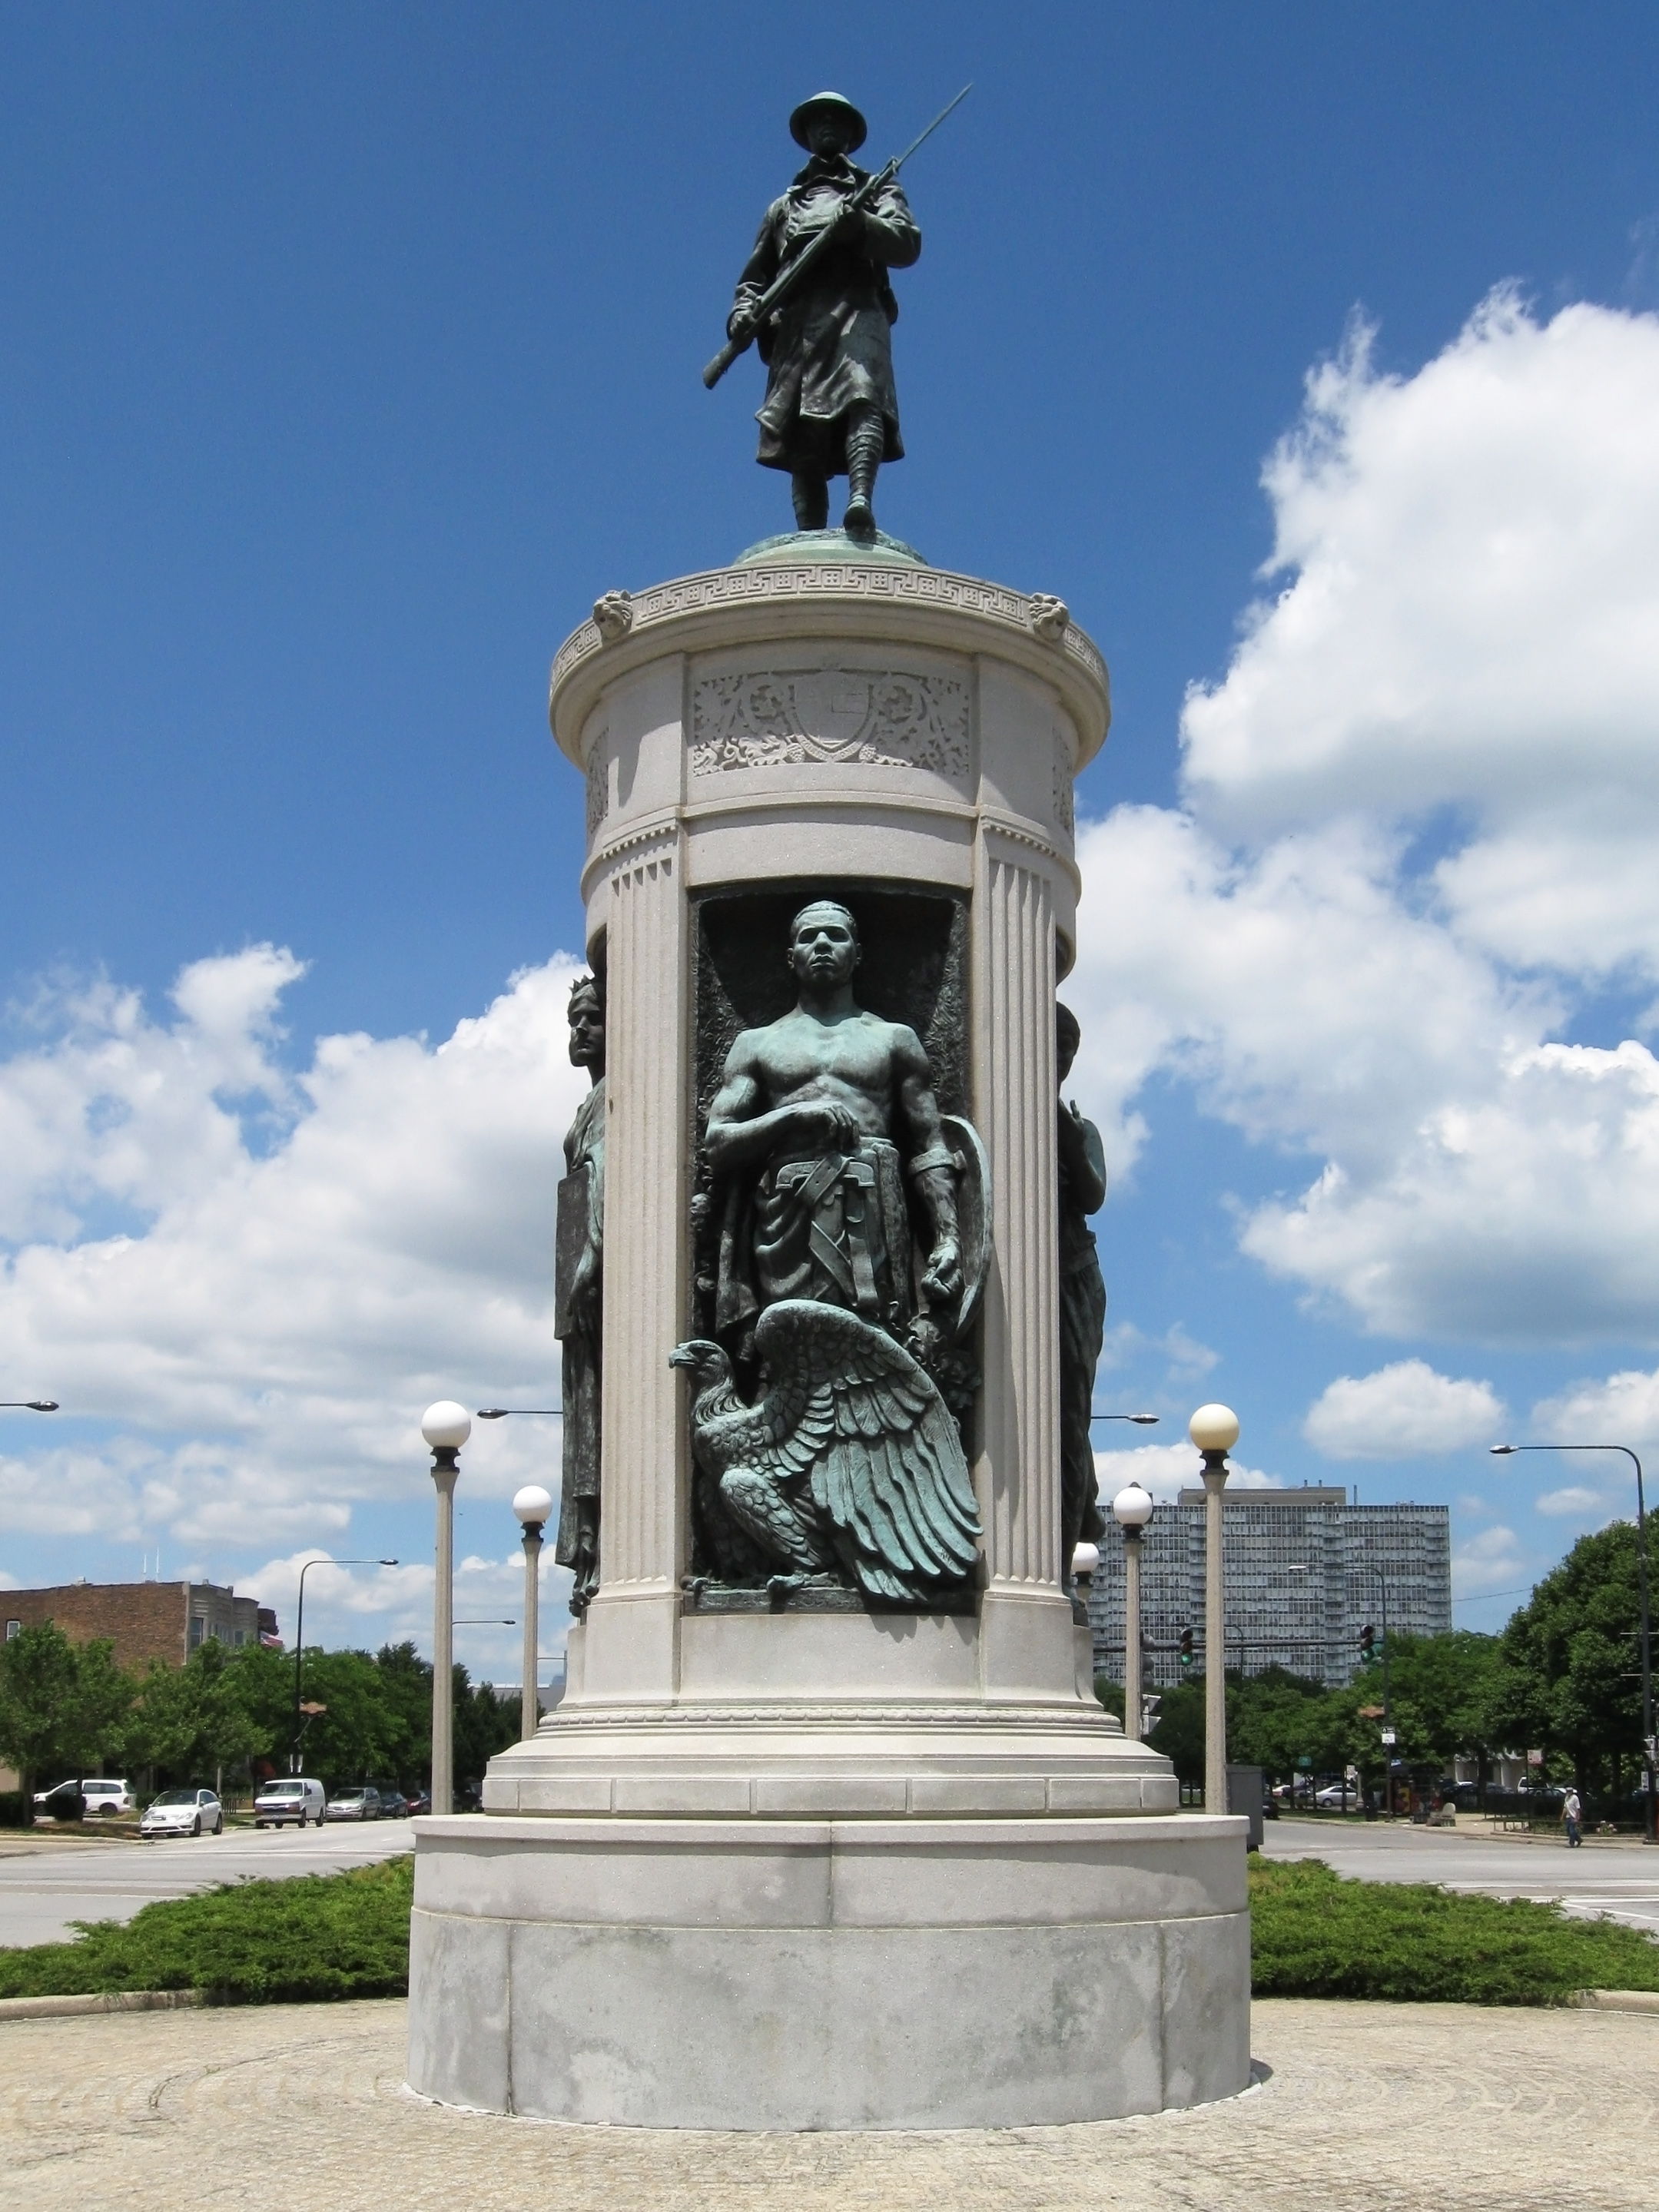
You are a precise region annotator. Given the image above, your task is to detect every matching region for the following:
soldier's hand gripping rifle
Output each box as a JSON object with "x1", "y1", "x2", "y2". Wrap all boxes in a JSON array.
[{"x1": 702, "y1": 84, "x2": 971, "y2": 391}]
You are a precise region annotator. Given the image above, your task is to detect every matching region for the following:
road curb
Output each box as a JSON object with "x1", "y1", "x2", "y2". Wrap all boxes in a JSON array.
[
  {"x1": 1574, "y1": 1990, "x2": 1659, "y2": 2015},
  {"x1": 0, "y1": 1988, "x2": 210, "y2": 2022}
]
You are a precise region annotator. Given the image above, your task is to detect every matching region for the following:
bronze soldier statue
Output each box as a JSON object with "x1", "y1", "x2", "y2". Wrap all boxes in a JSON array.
[
  {"x1": 1056, "y1": 1003, "x2": 1108, "y2": 1611},
  {"x1": 725, "y1": 93, "x2": 921, "y2": 538},
  {"x1": 555, "y1": 973, "x2": 605, "y2": 1617}
]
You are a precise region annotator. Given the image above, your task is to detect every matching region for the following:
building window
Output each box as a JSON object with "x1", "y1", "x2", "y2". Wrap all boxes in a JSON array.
[
  {"x1": 189, "y1": 1614, "x2": 204, "y2": 1650},
  {"x1": 234, "y1": 1627, "x2": 246, "y2": 1647},
  {"x1": 4, "y1": 1620, "x2": 19, "y2": 1641}
]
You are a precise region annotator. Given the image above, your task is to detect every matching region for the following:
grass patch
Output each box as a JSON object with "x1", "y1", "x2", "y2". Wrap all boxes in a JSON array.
[
  {"x1": 1250, "y1": 1856, "x2": 1659, "y2": 2005},
  {"x1": 0, "y1": 1855, "x2": 413, "y2": 2004}
]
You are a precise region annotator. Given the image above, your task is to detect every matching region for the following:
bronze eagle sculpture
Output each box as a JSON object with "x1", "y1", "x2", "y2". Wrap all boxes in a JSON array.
[{"x1": 669, "y1": 1299, "x2": 981, "y2": 1603}]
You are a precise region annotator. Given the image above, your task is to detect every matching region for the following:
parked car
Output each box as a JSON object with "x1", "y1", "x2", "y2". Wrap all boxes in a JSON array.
[
  {"x1": 141, "y1": 1787, "x2": 224, "y2": 1838},
  {"x1": 373, "y1": 1786, "x2": 409, "y2": 1819},
  {"x1": 1314, "y1": 1783, "x2": 1360, "y2": 1809},
  {"x1": 403, "y1": 1788, "x2": 431, "y2": 1817},
  {"x1": 324, "y1": 1786, "x2": 383, "y2": 1822},
  {"x1": 252, "y1": 1777, "x2": 327, "y2": 1828},
  {"x1": 32, "y1": 1776, "x2": 136, "y2": 1818}
]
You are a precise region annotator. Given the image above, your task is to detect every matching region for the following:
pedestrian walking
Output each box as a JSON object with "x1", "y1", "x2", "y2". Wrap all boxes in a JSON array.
[{"x1": 1563, "y1": 1786, "x2": 1582, "y2": 1846}]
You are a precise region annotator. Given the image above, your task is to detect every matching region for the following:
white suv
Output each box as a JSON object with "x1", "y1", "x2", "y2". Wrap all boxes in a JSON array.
[
  {"x1": 252, "y1": 1777, "x2": 327, "y2": 1829},
  {"x1": 35, "y1": 1777, "x2": 136, "y2": 1817}
]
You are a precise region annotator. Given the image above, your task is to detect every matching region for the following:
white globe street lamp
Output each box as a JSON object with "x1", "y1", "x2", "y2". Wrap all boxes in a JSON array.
[
  {"x1": 422, "y1": 1401, "x2": 471, "y2": 1816},
  {"x1": 1189, "y1": 1404, "x2": 1239, "y2": 1814},
  {"x1": 513, "y1": 1484, "x2": 555, "y2": 1743},
  {"x1": 1112, "y1": 1481, "x2": 1154, "y2": 1741}
]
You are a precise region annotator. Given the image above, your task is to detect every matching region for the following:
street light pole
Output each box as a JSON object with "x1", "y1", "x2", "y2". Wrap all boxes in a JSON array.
[
  {"x1": 1112, "y1": 1481, "x2": 1153, "y2": 1739},
  {"x1": 1190, "y1": 1404, "x2": 1240, "y2": 1816},
  {"x1": 1491, "y1": 1441, "x2": 1656, "y2": 1844},
  {"x1": 513, "y1": 1486, "x2": 552, "y2": 1742},
  {"x1": 291, "y1": 1554, "x2": 398, "y2": 1770},
  {"x1": 1348, "y1": 1560, "x2": 1392, "y2": 1814},
  {"x1": 422, "y1": 1402, "x2": 472, "y2": 1816}
]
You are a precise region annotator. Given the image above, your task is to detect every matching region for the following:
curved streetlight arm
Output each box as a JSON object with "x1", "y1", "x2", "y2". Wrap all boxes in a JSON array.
[
  {"x1": 292, "y1": 1556, "x2": 398, "y2": 1769},
  {"x1": 1491, "y1": 1441, "x2": 1654, "y2": 1842},
  {"x1": 0, "y1": 1401, "x2": 59, "y2": 1411},
  {"x1": 1089, "y1": 1412, "x2": 1160, "y2": 1426},
  {"x1": 477, "y1": 1407, "x2": 562, "y2": 1419}
]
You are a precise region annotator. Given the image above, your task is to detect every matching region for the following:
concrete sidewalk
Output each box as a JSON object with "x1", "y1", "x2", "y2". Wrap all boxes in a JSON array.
[{"x1": 2, "y1": 1995, "x2": 1655, "y2": 2209}]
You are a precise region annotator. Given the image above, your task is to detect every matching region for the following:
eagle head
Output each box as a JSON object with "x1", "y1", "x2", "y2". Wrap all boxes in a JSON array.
[{"x1": 669, "y1": 1338, "x2": 731, "y2": 1386}]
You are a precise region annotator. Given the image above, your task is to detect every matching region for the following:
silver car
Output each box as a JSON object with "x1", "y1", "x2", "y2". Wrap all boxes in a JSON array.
[
  {"x1": 324, "y1": 1786, "x2": 383, "y2": 1822},
  {"x1": 141, "y1": 1787, "x2": 224, "y2": 1838}
]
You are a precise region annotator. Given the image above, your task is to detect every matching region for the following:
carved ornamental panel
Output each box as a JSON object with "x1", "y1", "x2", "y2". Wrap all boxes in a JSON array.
[{"x1": 689, "y1": 667, "x2": 970, "y2": 780}]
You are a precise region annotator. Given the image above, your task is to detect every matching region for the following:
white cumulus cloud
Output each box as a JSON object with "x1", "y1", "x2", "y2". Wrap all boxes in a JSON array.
[
  {"x1": 0, "y1": 947, "x2": 589, "y2": 1638},
  {"x1": 1303, "y1": 1359, "x2": 1505, "y2": 1460},
  {"x1": 1067, "y1": 290, "x2": 1659, "y2": 1347}
]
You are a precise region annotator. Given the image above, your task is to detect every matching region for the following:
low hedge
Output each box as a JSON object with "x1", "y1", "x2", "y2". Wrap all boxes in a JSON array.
[
  {"x1": 0, "y1": 1855, "x2": 413, "y2": 2003},
  {"x1": 2, "y1": 1850, "x2": 1655, "y2": 2009},
  {"x1": 1250, "y1": 1855, "x2": 1659, "y2": 2005}
]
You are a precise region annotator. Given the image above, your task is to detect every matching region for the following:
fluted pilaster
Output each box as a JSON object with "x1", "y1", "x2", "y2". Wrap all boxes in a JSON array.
[
  {"x1": 975, "y1": 842, "x2": 1060, "y2": 1589},
  {"x1": 581, "y1": 827, "x2": 688, "y2": 1701}
]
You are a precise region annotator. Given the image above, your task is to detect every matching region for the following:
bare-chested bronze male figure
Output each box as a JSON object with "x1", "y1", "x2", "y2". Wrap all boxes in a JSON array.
[{"x1": 705, "y1": 900, "x2": 962, "y2": 1351}]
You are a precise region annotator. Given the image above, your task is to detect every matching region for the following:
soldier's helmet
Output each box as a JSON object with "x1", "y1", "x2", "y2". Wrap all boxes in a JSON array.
[{"x1": 789, "y1": 91, "x2": 868, "y2": 153}]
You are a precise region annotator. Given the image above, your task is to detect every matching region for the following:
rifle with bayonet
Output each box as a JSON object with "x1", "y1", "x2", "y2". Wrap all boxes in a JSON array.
[{"x1": 702, "y1": 84, "x2": 971, "y2": 391}]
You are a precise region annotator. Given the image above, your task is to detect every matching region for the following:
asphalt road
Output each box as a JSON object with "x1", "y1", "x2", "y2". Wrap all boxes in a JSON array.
[
  {"x1": 1262, "y1": 1815, "x2": 1659, "y2": 1934},
  {"x1": 0, "y1": 1818, "x2": 418, "y2": 1948}
]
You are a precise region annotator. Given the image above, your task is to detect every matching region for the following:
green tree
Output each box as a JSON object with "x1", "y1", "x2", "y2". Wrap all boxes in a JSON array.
[
  {"x1": 0, "y1": 1624, "x2": 135, "y2": 1820},
  {"x1": 1487, "y1": 1523, "x2": 1648, "y2": 1799},
  {"x1": 124, "y1": 1641, "x2": 271, "y2": 1790},
  {"x1": 1145, "y1": 1676, "x2": 1206, "y2": 1783}
]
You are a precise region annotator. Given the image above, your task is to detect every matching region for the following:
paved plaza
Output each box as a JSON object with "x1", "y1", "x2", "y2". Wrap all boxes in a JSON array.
[
  {"x1": 1, "y1": 1995, "x2": 1654, "y2": 2208},
  {"x1": 0, "y1": 1820, "x2": 416, "y2": 1946}
]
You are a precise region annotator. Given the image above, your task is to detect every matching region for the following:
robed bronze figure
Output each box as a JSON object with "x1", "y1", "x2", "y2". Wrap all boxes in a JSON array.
[
  {"x1": 555, "y1": 973, "x2": 605, "y2": 1617},
  {"x1": 725, "y1": 93, "x2": 921, "y2": 537},
  {"x1": 1057, "y1": 1003, "x2": 1109, "y2": 1605}
]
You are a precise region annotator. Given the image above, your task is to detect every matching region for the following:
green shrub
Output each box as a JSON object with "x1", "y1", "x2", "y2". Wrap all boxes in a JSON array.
[
  {"x1": 0, "y1": 1855, "x2": 413, "y2": 2003},
  {"x1": 1250, "y1": 1856, "x2": 1659, "y2": 2005}
]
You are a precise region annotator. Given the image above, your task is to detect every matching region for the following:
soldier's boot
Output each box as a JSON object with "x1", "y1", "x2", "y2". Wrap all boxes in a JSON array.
[
  {"x1": 842, "y1": 406, "x2": 884, "y2": 535},
  {"x1": 791, "y1": 470, "x2": 829, "y2": 531}
]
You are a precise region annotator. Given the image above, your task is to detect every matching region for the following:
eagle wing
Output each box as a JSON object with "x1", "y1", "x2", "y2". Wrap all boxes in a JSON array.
[{"x1": 750, "y1": 1300, "x2": 982, "y2": 1603}]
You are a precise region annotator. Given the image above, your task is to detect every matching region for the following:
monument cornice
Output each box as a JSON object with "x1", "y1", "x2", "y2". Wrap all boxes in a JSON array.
[{"x1": 550, "y1": 559, "x2": 1111, "y2": 771}]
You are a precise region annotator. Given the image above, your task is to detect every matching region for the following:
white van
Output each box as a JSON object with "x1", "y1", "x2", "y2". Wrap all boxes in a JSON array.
[{"x1": 252, "y1": 1777, "x2": 327, "y2": 1829}]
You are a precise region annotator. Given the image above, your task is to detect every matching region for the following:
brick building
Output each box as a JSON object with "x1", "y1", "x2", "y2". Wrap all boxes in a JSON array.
[{"x1": 2, "y1": 1580, "x2": 280, "y2": 1675}]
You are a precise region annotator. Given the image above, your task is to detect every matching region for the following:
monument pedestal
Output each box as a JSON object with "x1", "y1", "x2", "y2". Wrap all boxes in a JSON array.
[{"x1": 406, "y1": 539, "x2": 1250, "y2": 2127}]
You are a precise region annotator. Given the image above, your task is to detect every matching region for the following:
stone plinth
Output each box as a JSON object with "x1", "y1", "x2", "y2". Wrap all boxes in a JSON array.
[{"x1": 406, "y1": 542, "x2": 1250, "y2": 2127}]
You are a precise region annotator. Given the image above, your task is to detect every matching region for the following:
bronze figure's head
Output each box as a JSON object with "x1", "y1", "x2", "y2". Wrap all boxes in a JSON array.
[
  {"x1": 568, "y1": 973, "x2": 606, "y2": 1073},
  {"x1": 1055, "y1": 1000, "x2": 1081, "y2": 1085},
  {"x1": 788, "y1": 91, "x2": 867, "y2": 157},
  {"x1": 788, "y1": 899, "x2": 861, "y2": 990}
]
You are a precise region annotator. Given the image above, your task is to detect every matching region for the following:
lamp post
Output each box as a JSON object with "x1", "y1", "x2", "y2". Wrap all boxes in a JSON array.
[
  {"x1": 423, "y1": 1401, "x2": 471, "y2": 1816},
  {"x1": 1190, "y1": 1403, "x2": 1240, "y2": 1814},
  {"x1": 1347, "y1": 1560, "x2": 1394, "y2": 1814},
  {"x1": 1491, "y1": 1441, "x2": 1655, "y2": 1845},
  {"x1": 1112, "y1": 1481, "x2": 1153, "y2": 1739},
  {"x1": 292, "y1": 1555, "x2": 397, "y2": 1770},
  {"x1": 513, "y1": 1486, "x2": 552, "y2": 1741},
  {"x1": 0, "y1": 1400, "x2": 58, "y2": 1412}
]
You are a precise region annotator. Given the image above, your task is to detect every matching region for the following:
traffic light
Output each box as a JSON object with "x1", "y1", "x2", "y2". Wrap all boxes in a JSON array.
[
  {"x1": 1359, "y1": 1623, "x2": 1376, "y2": 1663},
  {"x1": 1178, "y1": 1627, "x2": 1194, "y2": 1670}
]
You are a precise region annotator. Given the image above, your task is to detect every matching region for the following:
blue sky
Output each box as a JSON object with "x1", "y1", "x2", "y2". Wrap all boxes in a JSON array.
[{"x1": 4, "y1": 4, "x2": 1659, "y2": 1673}]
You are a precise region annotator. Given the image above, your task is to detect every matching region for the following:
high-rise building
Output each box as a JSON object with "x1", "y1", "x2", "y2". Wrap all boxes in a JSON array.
[{"x1": 1087, "y1": 1486, "x2": 1451, "y2": 1689}]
